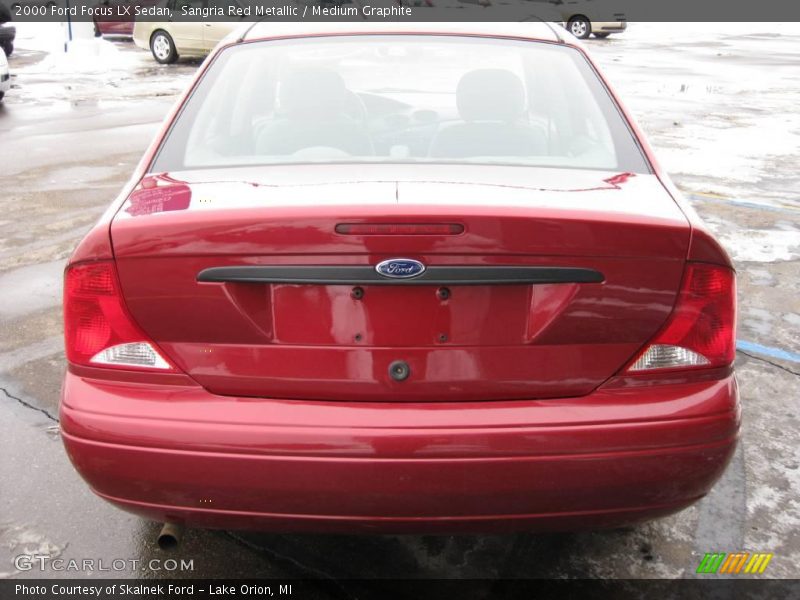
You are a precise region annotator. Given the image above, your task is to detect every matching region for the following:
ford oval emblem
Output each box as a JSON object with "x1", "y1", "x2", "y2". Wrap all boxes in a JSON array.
[{"x1": 375, "y1": 258, "x2": 426, "y2": 279}]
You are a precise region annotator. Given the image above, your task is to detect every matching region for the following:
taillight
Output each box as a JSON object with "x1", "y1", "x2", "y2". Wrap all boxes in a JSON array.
[
  {"x1": 64, "y1": 261, "x2": 176, "y2": 371},
  {"x1": 625, "y1": 263, "x2": 736, "y2": 373}
]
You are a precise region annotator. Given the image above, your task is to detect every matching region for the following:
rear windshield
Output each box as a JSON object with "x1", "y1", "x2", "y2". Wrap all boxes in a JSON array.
[{"x1": 152, "y1": 35, "x2": 650, "y2": 173}]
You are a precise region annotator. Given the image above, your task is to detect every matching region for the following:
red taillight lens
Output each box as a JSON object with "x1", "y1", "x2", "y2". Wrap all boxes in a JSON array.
[
  {"x1": 64, "y1": 261, "x2": 176, "y2": 371},
  {"x1": 625, "y1": 263, "x2": 736, "y2": 373}
]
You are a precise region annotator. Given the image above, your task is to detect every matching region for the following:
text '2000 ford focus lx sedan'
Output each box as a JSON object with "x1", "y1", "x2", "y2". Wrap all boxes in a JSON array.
[{"x1": 60, "y1": 23, "x2": 739, "y2": 534}]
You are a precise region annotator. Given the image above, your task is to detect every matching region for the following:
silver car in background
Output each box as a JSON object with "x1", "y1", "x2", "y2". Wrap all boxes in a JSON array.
[
  {"x1": 534, "y1": 0, "x2": 627, "y2": 39},
  {"x1": 133, "y1": 0, "x2": 247, "y2": 63}
]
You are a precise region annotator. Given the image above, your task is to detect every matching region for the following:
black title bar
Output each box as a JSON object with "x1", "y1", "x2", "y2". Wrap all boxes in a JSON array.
[{"x1": 4, "y1": 0, "x2": 800, "y2": 24}]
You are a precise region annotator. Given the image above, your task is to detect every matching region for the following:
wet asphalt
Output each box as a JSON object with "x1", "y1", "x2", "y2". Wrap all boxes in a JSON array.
[{"x1": 0, "y1": 25, "x2": 798, "y2": 581}]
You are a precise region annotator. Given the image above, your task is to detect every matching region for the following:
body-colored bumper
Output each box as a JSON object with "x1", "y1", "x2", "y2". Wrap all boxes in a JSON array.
[
  {"x1": 60, "y1": 370, "x2": 739, "y2": 533},
  {"x1": 132, "y1": 28, "x2": 150, "y2": 52}
]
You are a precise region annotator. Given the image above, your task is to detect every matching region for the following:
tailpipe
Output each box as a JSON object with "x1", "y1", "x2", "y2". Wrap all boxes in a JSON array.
[{"x1": 157, "y1": 522, "x2": 184, "y2": 551}]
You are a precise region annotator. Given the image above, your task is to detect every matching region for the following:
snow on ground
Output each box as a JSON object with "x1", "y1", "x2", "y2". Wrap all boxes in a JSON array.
[
  {"x1": 590, "y1": 22, "x2": 800, "y2": 211},
  {"x1": 715, "y1": 229, "x2": 800, "y2": 263},
  {"x1": 10, "y1": 22, "x2": 196, "y2": 105}
]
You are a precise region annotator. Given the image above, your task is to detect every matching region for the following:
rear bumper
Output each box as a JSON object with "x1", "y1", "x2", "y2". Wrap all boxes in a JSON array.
[
  {"x1": 60, "y1": 371, "x2": 739, "y2": 533},
  {"x1": 593, "y1": 22, "x2": 628, "y2": 33},
  {"x1": 132, "y1": 28, "x2": 149, "y2": 52}
]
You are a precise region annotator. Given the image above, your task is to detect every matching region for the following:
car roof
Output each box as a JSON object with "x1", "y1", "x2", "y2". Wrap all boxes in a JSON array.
[{"x1": 242, "y1": 21, "x2": 565, "y2": 45}]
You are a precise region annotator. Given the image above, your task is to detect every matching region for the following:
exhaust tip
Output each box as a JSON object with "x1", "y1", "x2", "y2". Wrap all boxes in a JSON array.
[{"x1": 157, "y1": 522, "x2": 184, "y2": 551}]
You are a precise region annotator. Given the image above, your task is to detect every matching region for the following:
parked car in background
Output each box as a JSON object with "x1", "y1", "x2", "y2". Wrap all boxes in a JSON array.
[
  {"x1": 61, "y1": 23, "x2": 738, "y2": 535},
  {"x1": 0, "y1": 47, "x2": 10, "y2": 101},
  {"x1": 0, "y1": 23, "x2": 15, "y2": 57},
  {"x1": 93, "y1": 0, "x2": 161, "y2": 37},
  {"x1": 0, "y1": 0, "x2": 15, "y2": 57},
  {"x1": 132, "y1": 0, "x2": 245, "y2": 63},
  {"x1": 533, "y1": 0, "x2": 626, "y2": 39}
]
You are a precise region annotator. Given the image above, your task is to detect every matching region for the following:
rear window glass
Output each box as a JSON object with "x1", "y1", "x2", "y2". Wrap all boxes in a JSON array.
[{"x1": 152, "y1": 35, "x2": 650, "y2": 173}]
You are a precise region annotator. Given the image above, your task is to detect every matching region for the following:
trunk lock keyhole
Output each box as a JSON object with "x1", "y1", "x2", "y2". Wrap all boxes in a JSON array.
[
  {"x1": 352, "y1": 287, "x2": 364, "y2": 300},
  {"x1": 389, "y1": 360, "x2": 410, "y2": 382},
  {"x1": 437, "y1": 287, "x2": 451, "y2": 301}
]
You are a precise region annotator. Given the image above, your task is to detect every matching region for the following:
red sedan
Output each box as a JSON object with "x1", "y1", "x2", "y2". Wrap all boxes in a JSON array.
[{"x1": 60, "y1": 23, "x2": 739, "y2": 534}]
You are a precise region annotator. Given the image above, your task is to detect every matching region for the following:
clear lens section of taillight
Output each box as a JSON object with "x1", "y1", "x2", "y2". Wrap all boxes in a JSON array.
[
  {"x1": 624, "y1": 263, "x2": 736, "y2": 373},
  {"x1": 628, "y1": 344, "x2": 710, "y2": 371},
  {"x1": 90, "y1": 342, "x2": 172, "y2": 370},
  {"x1": 64, "y1": 261, "x2": 176, "y2": 371}
]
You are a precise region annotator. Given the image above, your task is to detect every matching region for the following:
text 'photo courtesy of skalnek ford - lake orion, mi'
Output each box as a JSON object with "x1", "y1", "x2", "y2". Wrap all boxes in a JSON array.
[{"x1": 0, "y1": 1, "x2": 799, "y2": 598}]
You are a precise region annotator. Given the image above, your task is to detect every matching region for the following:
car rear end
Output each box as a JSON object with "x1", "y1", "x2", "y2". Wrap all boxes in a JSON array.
[
  {"x1": 593, "y1": 20, "x2": 627, "y2": 35},
  {"x1": 132, "y1": 18, "x2": 157, "y2": 52},
  {"x1": 60, "y1": 27, "x2": 738, "y2": 533}
]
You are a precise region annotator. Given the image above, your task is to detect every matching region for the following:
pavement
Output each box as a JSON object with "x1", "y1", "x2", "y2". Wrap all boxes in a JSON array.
[{"x1": 0, "y1": 24, "x2": 798, "y2": 581}]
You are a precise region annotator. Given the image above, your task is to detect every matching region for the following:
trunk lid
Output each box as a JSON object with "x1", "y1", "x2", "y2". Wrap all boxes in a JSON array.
[{"x1": 110, "y1": 165, "x2": 690, "y2": 401}]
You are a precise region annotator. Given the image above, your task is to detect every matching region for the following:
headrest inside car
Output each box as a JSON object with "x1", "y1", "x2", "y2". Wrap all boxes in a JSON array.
[
  {"x1": 279, "y1": 68, "x2": 348, "y2": 118},
  {"x1": 456, "y1": 69, "x2": 526, "y2": 123}
]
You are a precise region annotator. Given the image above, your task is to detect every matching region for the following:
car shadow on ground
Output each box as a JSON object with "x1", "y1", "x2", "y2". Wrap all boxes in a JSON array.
[{"x1": 137, "y1": 519, "x2": 662, "y2": 579}]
